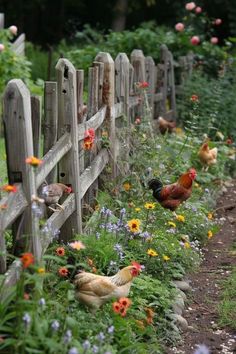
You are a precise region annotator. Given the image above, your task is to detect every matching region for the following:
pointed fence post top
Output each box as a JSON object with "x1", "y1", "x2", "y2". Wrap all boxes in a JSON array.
[
  {"x1": 115, "y1": 52, "x2": 130, "y2": 64},
  {"x1": 55, "y1": 58, "x2": 76, "y2": 75},
  {"x1": 4, "y1": 79, "x2": 30, "y2": 100},
  {"x1": 95, "y1": 52, "x2": 114, "y2": 65}
]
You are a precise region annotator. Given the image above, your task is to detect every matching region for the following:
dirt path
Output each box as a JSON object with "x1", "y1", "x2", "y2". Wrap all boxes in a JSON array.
[{"x1": 168, "y1": 181, "x2": 236, "y2": 354}]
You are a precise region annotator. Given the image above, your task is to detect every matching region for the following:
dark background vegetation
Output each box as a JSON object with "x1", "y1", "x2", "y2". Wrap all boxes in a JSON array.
[{"x1": 0, "y1": 0, "x2": 235, "y2": 46}]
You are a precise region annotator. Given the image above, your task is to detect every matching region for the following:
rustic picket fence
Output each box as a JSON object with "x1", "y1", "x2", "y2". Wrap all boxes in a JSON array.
[
  {"x1": 0, "y1": 12, "x2": 25, "y2": 55},
  {"x1": 0, "y1": 45, "x2": 193, "y2": 296}
]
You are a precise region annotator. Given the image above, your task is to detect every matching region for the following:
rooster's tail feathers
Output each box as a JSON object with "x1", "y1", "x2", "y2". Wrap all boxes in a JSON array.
[{"x1": 148, "y1": 178, "x2": 163, "y2": 195}]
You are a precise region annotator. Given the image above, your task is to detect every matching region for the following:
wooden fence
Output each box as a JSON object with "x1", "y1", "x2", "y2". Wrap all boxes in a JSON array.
[
  {"x1": 0, "y1": 45, "x2": 193, "y2": 294},
  {"x1": 0, "y1": 13, "x2": 25, "y2": 55}
]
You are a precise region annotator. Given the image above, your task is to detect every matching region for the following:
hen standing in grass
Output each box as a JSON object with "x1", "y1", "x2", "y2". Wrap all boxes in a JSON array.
[
  {"x1": 74, "y1": 262, "x2": 141, "y2": 312},
  {"x1": 148, "y1": 168, "x2": 197, "y2": 212},
  {"x1": 157, "y1": 116, "x2": 176, "y2": 135},
  {"x1": 41, "y1": 183, "x2": 72, "y2": 212},
  {"x1": 198, "y1": 142, "x2": 218, "y2": 171}
]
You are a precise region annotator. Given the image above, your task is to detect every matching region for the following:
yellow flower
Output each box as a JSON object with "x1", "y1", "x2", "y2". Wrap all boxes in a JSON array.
[
  {"x1": 144, "y1": 202, "x2": 155, "y2": 210},
  {"x1": 207, "y1": 230, "x2": 213, "y2": 239},
  {"x1": 147, "y1": 248, "x2": 158, "y2": 257},
  {"x1": 123, "y1": 182, "x2": 131, "y2": 191},
  {"x1": 208, "y1": 213, "x2": 213, "y2": 220},
  {"x1": 176, "y1": 215, "x2": 185, "y2": 222},
  {"x1": 127, "y1": 219, "x2": 141, "y2": 233},
  {"x1": 135, "y1": 207, "x2": 141, "y2": 212},
  {"x1": 175, "y1": 127, "x2": 184, "y2": 136},
  {"x1": 37, "y1": 267, "x2": 45, "y2": 274},
  {"x1": 194, "y1": 182, "x2": 200, "y2": 188},
  {"x1": 163, "y1": 255, "x2": 170, "y2": 261},
  {"x1": 69, "y1": 241, "x2": 86, "y2": 250},
  {"x1": 184, "y1": 242, "x2": 191, "y2": 249},
  {"x1": 168, "y1": 221, "x2": 176, "y2": 228}
]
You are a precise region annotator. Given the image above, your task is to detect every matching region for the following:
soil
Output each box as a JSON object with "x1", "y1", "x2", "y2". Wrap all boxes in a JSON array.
[{"x1": 167, "y1": 181, "x2": 236, "y2": 354}]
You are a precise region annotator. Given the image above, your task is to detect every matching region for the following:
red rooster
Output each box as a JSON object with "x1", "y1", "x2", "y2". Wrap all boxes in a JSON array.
[{"x1": 148, "y1": 168, "x2": 197, "y2": 212}]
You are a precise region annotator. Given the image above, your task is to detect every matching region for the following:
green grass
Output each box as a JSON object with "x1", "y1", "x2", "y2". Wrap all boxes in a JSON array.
[
  {"x1": 218, "y1": 267, "x2": 236, "y2": 330},
  {"x1": 0, "y1": 138, "x2": 7, "y2": 183}
]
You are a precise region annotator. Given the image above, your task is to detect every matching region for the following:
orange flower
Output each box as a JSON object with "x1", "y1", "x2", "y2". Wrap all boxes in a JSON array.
[
  {"x1": 56, "y1": 247, "x2": 65, "y2": 256},
  {"x1": 112, "y1": 301, "x2": 121, "y2": 314},
  {"x1": 119, "y1": 306, "x2": 127, "y2": 317},
  {"x1": 0, "y1": 204, "x2": 7, "y2": 210},
  {"x1": 25, "y1": 156, "x2": 43, "y2": 167},
  {"x1": 20, "y1": 253, "x2": 34, "y2": 268},
  {"x1": 58, "y1": 267, "x2": 69, "y2": 277},
  {"x1": 119, "y1": 297, "x2": 132, "y2": 308},
  {"x1": 145, "y1": 307, "x2": 155, "y2": 318},
  {"x1": 146, "y1": 316, "x2": 153, "y2": 325},
  {"x1": 83, "y1": 137, "x2": 94, "y2": 150},
  {"x1": 92, "y1": 267, "x2": 97, "y2": 273},
  {"x1": 87, "y1": 258, "x2": 94, "y2": 266},
  {"x1": 69, "y1": 241, "x2": 86, "y2": 250},
  {"x1": 2, "y1": 184, "x2": 17, "y2": 193}
]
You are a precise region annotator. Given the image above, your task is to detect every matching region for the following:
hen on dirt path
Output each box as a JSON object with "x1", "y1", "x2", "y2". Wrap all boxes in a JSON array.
[{"x1": 168, "y1": 181, "x2": 236, "y2": 354}]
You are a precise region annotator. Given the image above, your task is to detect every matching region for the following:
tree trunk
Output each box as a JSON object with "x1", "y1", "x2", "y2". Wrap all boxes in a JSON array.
[{"x1": 111, "y1": 0, "x2": 128, "y2": 32}]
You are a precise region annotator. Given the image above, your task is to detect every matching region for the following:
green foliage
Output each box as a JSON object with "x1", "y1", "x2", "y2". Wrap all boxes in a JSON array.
[
  {"x1": 0, "y1": 29, "x2": 32, "y2": 94},
  {"x1": 218, "y1": 267, "x2": 236, "y2": 329}
]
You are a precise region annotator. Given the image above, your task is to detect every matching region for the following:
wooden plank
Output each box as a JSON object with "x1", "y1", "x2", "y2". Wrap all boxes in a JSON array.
[
  {"x1": 145, "y1": 56, "x2": 155, "y2": 119},
  {"x1": 77, "y1": 105, "x2": 106, "y2": 141},
  {"x1": 129, "y1": 63, "x2": 134, "y2": 95},
  {"x1": 31, "y1": 96, "x2": 41, "y2": 157},
  {"x1": 36, "y1": 132, "x2": 72, "y2": 187},
  {"x1": 93, "y1": 61, "x2": 104, "y2": 109},
  {"x1": 111, "y1": 102, "x2": 124, "y2": 119},
  {"x1": 80, "y1": 149, "x2": 109, "y2": 199},
  {"x1": 0, "y1": 260, "x2": 22, "y2": 301},
  {"x1": 76, "y1": 70, "x2": 85, "y2": 123},
  {"x1": 0, "y1": 228, "x2": 6, "y2": 273},
  {"x1": 159, "y1": 44, "x2": 168, "y2": 116},
  {"x1": 12, "y1": 33, "x2": 25, "y2": 55},
  {"x1": 168, "y1": 50, "x2": 177, "y2": 119},
  {"x1": 43, "y1": 82, "x2": 58, "y2": 184},
  {"x1": 0, "y1": 13, "x2": 4, "y2": 29},
  {"x1": 3, "y1": 79, "x2": 41, "y2": 260},
  {"x1": 0, "y1": 184, "x2": 28, "y2": 231},
  {"x1": 128, "y1": 96, "x2": 140, "y2": 109},
  {"x1": 95, "y1": 52, "x2": 116, "y2": 178},
  {"x1": 56, "y1": 58, "x2": 82, "y2": 239},
  {"x1": 154, "y1": 93, "x2": 163, "y2": 102}
]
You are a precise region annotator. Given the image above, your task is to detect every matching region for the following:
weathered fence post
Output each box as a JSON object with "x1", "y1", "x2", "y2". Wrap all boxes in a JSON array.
[
  {"x1": 3, "y1": 79, "x2": 41, "y2": 260},
  {"x1": 145, "y1": 56, "x2": 156, "y2": 120},
  {"x1": 31, "y1": 96, "x2": 41, "y2": 158},
  {"x1": 94, "y1": 52, "x2": 116, "y2": 178},
  {"x1": 0, "y1": 13, "x2": 4, "y2": 29},
  {"x1": 130, "y1": 49, "x2": 146, "y2": 122},
  {"x1": 43, "y1": 82, "x2": 58, "y2": 184},
  {"x1": 115, "y1": 53, "x2": 130, "y2": 174},
  {"x1": 56, "y1": 59, "x2": 82, "y2": 238}
]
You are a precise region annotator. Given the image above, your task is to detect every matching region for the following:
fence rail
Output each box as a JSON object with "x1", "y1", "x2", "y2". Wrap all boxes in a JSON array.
[{"x1": 0, "y1": 44, "x2": 193, "y2": 297}]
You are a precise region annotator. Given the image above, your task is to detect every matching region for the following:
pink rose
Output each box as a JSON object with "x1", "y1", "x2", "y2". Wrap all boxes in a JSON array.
[
  {"x1": 195, "y1": 6, "x2": 202, "y2": 13},
  {"x1": 0, "y1": 44, "x2": 5, "y2": 52},
  {"x1": 190, "y1": 36, "x2": 200, "y2": 45},
  {"x1": 214, "y1": 18, "x2": 222, "y2": 25},
  {"x1": 175, "y1": 23, "x2": 185, "y2": 32},
  {"x1": 9, "y1": 25, "x2": 18, "y2": 35},
  {"x1": 185, "y1": 2, "x2": 196, "y2": 11},
  {"x1": 211, "y1": 37, "x2": 218, "y2": 44}
]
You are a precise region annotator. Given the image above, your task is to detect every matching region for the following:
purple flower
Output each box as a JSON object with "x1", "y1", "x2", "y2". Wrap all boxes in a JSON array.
[
  {"x1": 23, "y1": 313, "x2": 31, "y2": 326},
  {"x1": 63, "y1": 329, "x2": 72, "y2": 344},
  {"x1": 140, "y1": 231, "x2": 150, "y2": 239},
  {"x1": 92, "y1": 345, "x2": 99, "y2": 353},
  {"x1": 82, "y1": 340, "x2": 91, "y2": 350},
  {"x1": 68, "y1": 348, "x2": 79, "y2": 354},
  {"x1": 120, "y1": 208, "x2": 126, "y2": 216},
  {"x1": 38, "y1": 298, "x2": 46, "y2": 307},
  {"x1": 97, "y1": 332, "x2": 105, "y2": 342},
  {"x1": 31, "y1": 202, "x2": 43, "y2": 217},
  {"x1": 51, "y1": 320, "x2": 60, "y2": 331},
  {"x1": 107, "y1": 325, "x2": 114, "y2": 334},
  {"x1": 95, "y1": 232, "x2": 100, "y2": 239}
]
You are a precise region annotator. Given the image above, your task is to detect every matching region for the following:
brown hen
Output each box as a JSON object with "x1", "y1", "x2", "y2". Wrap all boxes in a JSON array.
[{"x1": 41, "y1": 183, "x2": 72, "y2": 212}]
